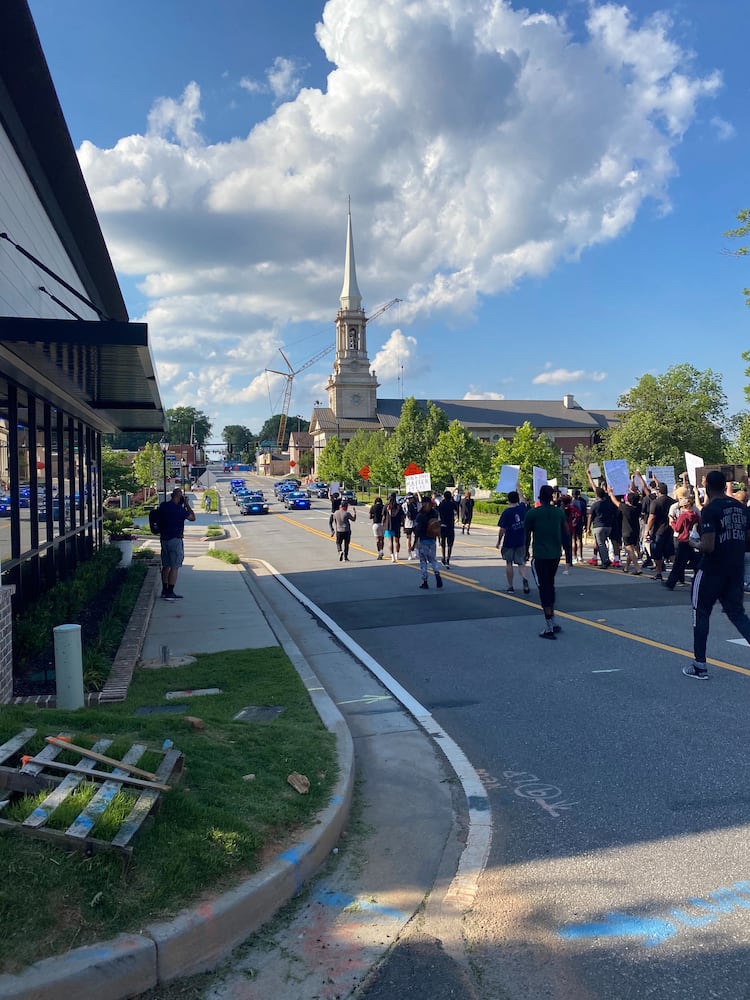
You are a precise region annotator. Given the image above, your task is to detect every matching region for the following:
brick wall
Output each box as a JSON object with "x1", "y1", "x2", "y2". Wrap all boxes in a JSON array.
[{"x1": 0, "y1": 587, "x2": 15, "y2": 704}]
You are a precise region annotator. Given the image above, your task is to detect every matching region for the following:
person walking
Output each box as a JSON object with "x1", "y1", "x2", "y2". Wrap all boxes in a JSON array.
[
  {"x1": 664, "y1": 495, "x2": 699, "y2": 590},
  {"x1": 329, "y1": 491, "x2": 341, "y2": 536},
  {"x1": 402, "y1": 493, "x2": 418, "y2": 560},
  {"x1": 586, "y1": 486, "x2": 617, "y2": 568},
  {"x1": 644, "y1": 481, "x2": 675, "y2": 581},
  {"x1": 686, "y1": 470, "x2": 750, "y2": 679},
  {"x1": 383, "y1": 493, "x2": 404, "y2": 562},
  {"x1": 496, "y1": 490, "x2": 531, "y2": 594},
  {"x1": 570, "y1": 489, "x2": 587, "y2": 562},
  {"x1": 158, "y1": 487, "x2": 196, "y2": 601},
  {"x1": 332, "y1": 500, "x2": 356, "y2": 561},
  {"x1": 414, "y1": 495, "x2": 443, "y2": 589},
  {"x1": 459, "y1": 490, "x2": 474, "y2": 534},
  {"x1": 369, "y1": 496, "x2": 385, "y2": 559},
  {"x1": 438, "y1": 489, "x2": 459, "y2": 567},
  {"x1": 524, "y1": 484, "x2": 569, "y2": 639}
]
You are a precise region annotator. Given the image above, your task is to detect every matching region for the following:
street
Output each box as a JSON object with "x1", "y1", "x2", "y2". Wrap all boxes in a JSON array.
[{"x1": 211, "y1": 475, "x2": 750, "y2": 999}]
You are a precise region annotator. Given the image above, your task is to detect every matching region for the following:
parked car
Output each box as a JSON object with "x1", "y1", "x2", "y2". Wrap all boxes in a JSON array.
[
  {"x1": 283, "y1": 491, "x2": 312, "y2": 510},
  {"x1": 239, "y1": 497, "x2": 270, "y2": 515}
]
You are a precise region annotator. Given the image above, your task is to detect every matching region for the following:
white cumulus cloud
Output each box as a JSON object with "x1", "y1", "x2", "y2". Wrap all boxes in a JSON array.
[
  {"x1": 75, "y1": 0, "x2": 719, "y2": 430},
  {"x1": 532, "y1": 367, "x2": 608, "y2": 385},
  {"x1": 463, "y1": 388, "x2": 506, "y2": 400}
]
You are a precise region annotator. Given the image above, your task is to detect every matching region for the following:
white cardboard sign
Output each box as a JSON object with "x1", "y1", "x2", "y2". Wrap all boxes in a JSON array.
[{"x1": 496, "y1": 465, "x2": 520, "y2": 493}]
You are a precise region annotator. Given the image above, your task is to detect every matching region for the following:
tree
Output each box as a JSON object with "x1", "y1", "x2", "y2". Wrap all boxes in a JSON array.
[
  {"x1": 489, "y1": 421, "x2": 562, "y2": 498},
  {"x1": 424, "y1": 401, "x2": 450, "y2": 448},
  {"x1": 100, "y1": 444, "x2": 137, "y2": 497},
  {"x1": 257, "y1": 414, "x2": 309, "y2": 449},
  {"x1": 603, "y1": 364, "x2": 726, "y2": 468},
  {"x1": 568, "y1": 442, "x2": 606, "y2": 491},
  {"x1": 167, "y1": 407, "x2": 212, "y2": 447},
  {"x1": 388, "y1": 397, "x2": 427, "y2": 473},
  {"x1": 133, "y1": 442, "x2": 165, "y2": 499},
  {"x1": 223, "y1": 425, "x2": 256, "y2": 459},
  {"x1": 317, "y1": 437, "x2": 347, "y2": 485},
  {"x1": 724, "y1": 411, "x2": 750, "y2": 464},
  {"x1": 428, "y1": 421, "x2": 489, "y2": 491}
]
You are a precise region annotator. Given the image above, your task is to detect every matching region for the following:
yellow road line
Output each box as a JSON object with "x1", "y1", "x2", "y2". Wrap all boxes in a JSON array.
[{"x1": 273, "y1": 513, "x2": 749, "y2": 676}]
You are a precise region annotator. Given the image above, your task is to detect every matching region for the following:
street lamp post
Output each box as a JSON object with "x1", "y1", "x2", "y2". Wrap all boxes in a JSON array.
[{"x1": 160, "y1": 439, "x2": 169, "y2": 503}]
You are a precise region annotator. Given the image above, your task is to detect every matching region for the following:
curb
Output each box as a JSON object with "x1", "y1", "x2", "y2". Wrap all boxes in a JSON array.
[{"x1": 0, "y1": 565, "x2": 355, "y2": 999}]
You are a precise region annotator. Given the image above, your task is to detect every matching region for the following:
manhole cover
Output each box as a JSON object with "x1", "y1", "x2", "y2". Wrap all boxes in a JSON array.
[{"x1": 233, "y1": 705, "x2": 286, "y2": 724}]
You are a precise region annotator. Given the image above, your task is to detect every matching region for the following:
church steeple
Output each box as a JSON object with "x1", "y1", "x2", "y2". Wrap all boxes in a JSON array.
[
  {"x1": 326, "y1": 205, "x2": 378, "y2": 420},
  {"x1": 339, "y1": 206, "x2": 362, "y2": 312}
]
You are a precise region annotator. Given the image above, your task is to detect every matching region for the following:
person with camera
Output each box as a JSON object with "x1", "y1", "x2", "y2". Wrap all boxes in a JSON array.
[{"x1": 158, "y1": 487, "x2": 195, "y2": 601}]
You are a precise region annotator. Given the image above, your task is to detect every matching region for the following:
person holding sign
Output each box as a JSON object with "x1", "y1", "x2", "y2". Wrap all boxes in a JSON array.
[{"x1": 497, "y1": 490, "x2": 531, "y2": 594}]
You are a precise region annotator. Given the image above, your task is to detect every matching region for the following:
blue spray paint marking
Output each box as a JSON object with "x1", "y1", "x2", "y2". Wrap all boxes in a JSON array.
[
  {"x1": 559, "y1": 882, "x2": 750, "y2": 948},
  {"x1": 312, "y1": 887, "x2": 406, "y2": 920},
  {"x1": 560, "y1": 913, "x2": 677, "y2": 947},
  {"x1": 280, "y1": 843, "x2": 308, "y2": 866}
]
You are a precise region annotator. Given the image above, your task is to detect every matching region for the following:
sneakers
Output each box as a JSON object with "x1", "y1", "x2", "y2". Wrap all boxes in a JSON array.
[
  {"x1": 377, "y1": 552, "x2": 383, "y2": 560},
  {"x1": 506, "y1": 586, "x2": 515, "y2": 593},
  {"x1": 651, "y1": 573, "x2": 663, "y2": 581},
  {"x1": 419, "y1": 581, "x2": 429, "y2": 589},
  {"x1": 552, "y1": 624, "x2": 561, "y2": 633},
  {"x1": 162, "y1": 594, "x2": 177, "y2": 603},
  {"x1": 522, "y1": 580, "x2": 530, "y2": 594},
  {"x1": 587, "y1": 558, "x2": 599, "y2": 566},
  {"x1": 436, "y1": 574, "x2": 443, "y2": 588},
  {"x1": 562, "y1": 567, "x2": 570, "y2": 575},
  {"x1": 682, "y1": 662, "x2": 709, "y2": 680},
  {"x1": 539, "y1": 630, "x2": 556, "y2": 640},
  {"x1": 169, "y1": 592, "x2": 184, "y2": 599},
  {"x1": 339, "y1": 551, "x2": 344, "y2": 561}
]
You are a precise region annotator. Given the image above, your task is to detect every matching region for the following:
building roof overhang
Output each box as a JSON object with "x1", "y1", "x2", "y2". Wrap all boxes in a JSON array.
[{"x1": 0, "y1": 316, "x2": 165, "y2": 433}]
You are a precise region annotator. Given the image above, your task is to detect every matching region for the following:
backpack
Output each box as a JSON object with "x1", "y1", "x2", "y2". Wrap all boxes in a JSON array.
[{"x1": 148, "y1": 507, "x2": 162, "y2": 535}]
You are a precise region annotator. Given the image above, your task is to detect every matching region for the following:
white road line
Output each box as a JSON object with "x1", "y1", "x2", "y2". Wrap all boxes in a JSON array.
[{"x1": 255, "y1": 557, "x2": 492, "y2": 914}]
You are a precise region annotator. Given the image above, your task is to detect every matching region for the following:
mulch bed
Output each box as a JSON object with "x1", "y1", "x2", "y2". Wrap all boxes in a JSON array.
[{"x1": 12, "y1": 568, "x2": 130, "y2": 697}]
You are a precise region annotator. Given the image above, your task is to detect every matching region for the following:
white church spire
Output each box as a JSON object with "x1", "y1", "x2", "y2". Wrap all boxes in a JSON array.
[{"x1": 339, "y1": 203, "x2": 362, "y2": 312}]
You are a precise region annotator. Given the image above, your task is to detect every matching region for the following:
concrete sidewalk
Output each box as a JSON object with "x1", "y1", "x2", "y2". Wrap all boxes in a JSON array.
[{"x1": 0, "y1": 504, "x2": 356, "y2": 1000}]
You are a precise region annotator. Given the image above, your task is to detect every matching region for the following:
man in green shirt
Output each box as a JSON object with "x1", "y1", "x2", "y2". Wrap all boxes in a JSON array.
[{"x1": 524, "y1": 484, "x2": 569, "y2": 639}]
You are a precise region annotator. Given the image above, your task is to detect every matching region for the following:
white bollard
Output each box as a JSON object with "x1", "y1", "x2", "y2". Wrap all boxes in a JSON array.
[{"x1": 54, "y1": 623, "x2": 84, "y2": 709}]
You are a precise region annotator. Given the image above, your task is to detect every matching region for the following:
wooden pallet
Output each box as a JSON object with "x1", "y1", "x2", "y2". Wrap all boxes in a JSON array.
[{"x1": 0, "y1": 729, "x2": 183, "y2": 857}]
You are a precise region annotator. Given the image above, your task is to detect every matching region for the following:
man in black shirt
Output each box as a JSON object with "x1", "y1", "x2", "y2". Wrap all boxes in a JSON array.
[
  {"x1": 586, "y1": 487, "x2": 616, "y2": 568},
  {"x1": 686, "y1": 470, "x2": 750, "y2": 679},
  {"x1": 644, "y1": 482, "x2": 674, "y2": 581}
]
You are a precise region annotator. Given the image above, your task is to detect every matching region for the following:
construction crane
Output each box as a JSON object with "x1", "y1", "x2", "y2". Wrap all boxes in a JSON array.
[{"x1": 266, "y1": 297, "x2": 402, "y2": 448}]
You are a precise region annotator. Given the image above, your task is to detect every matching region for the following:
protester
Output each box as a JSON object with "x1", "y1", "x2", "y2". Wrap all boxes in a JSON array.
[
  {"x1": 414, "y1": 494, "x2": 443, "y2": 589},
  {"x1": 524, "y1": 484, "x2": 569, "y2": 639},
  {"x1": 496, "y1": 490, "x2": 531, "y2": 594},
  {"x1": 329, "y1": 491, "x2": 341, "y2": 536},
  {"x1": 383, "y1": 493, "x2": 404, "y2": 562},
  {"x1": 402, "y1": 493, "x2": 419, "y2": 560},
  {"x1": 587, "y1": 487, "x2": 617, "y2": 568},
  {"x1": 664, "y1": 495, "x2": 700, "y2": 590},
  {"x1": 645, "y1": 481, "x2": 675, "y2": 581},
  {"x1": 332, "y1": 500, "x2": 356, "y2": 561},
  {"x1": 687, "y1": 470, "x2": 750, "y2": 679},
  {"x1": 459, "y1": 490, "x2": 474, "y2": 534},
  {"x1": 158, "y1": 487, "x2": 196, "y2": 601},
  {"x1": 369, "y1": 496, "x2": 385, "y2": 560},
  {"x1": 438, "y1": 490, "x2": 459, "y2": 567}
]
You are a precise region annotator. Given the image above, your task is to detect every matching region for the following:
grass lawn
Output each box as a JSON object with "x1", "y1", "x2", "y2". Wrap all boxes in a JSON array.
[{"x1": 0, "y1": 648, "x2": 337, "y2": 973}]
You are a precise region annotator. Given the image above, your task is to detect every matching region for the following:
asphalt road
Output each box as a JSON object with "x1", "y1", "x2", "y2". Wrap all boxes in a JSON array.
[{"x1": 224, "y1": 476, "x2": 750, "y2": 1000}]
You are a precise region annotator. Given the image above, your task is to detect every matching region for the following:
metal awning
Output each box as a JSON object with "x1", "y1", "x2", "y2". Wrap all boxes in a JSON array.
[{"x1": 0, "y1": 316, "x2": 166, "y2": 433}]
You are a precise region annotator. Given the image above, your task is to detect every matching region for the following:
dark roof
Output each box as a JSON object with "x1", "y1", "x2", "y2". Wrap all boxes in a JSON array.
[
  {"x1": 0, "y1": 2, "x2": 166, "y2": 433},
  {"x1": 375, "y1": 397, "x2": 607, "y2": 431}
]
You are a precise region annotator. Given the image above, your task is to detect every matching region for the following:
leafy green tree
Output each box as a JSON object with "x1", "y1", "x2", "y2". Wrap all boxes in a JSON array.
[
  {"x1": 724, "y1": 208, "x2": 750, "y2": 306},
  {"x1": 341, "y1": 429, "x2": 389, "y2": 486},
  {"x1": 369, "y1": 434, "x2": 401, "y2": 491},
  {"x1": 257, "y1": 414, "x2": 309, "y2": 448},
  {"x1": 424, "y1": 401, "x2": 450, "y2": 448},
  {"x1": 603, "y1": 364, "x2": 725, "y2": 468},
  {"x1": 428, "y1": 421, "x2": 489, "y2": 491},
  {"x1": 389, "y1": 397, "x2": 427, "y2": 473},
  {"x1": 167, "y1": 407, "x2": 212, "y2": 447},
  {"x1": 133, "y1": 442, "x2": 165, "y2": 500},
  {"x1": 724, "y1": 411, "x2": 750, "y2": 464},
  {"x1": 223, "y1": 425, "x2": 256, "y2": 459},
  {"x1": 568, "y1": 443, "x2": 606, "y2": 491},
  {"x1": 100, "y1": 444, "x2": 137, "y2": 497},
  {"x1": 489, "y1": 421, "x2": 562, "y2": 498},
  {"x1": 317, "y1": 437, "x2": 347, "y2": 485}
]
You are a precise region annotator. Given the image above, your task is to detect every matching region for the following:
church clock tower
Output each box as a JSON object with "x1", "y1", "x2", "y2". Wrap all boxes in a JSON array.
[{"x1": 326, "y1": 209, "x2": 379, "y2": 419}]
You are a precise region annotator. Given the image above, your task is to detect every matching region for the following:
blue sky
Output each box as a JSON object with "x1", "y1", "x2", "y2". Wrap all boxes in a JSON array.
[{"x1": 27, "y1": 0, "x2": 750, "y2": 438}]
